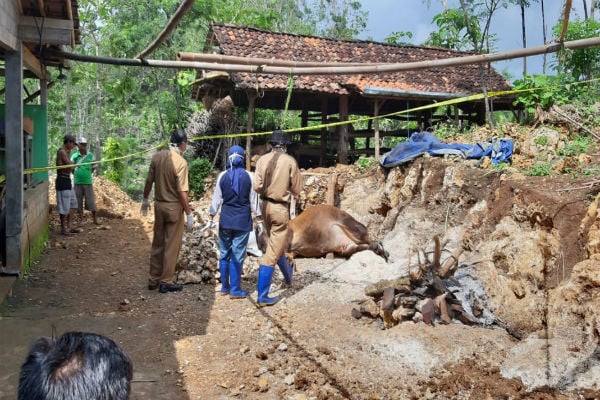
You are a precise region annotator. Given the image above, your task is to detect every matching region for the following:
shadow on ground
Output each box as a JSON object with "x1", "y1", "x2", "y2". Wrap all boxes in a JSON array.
[{"x1": 0, "y1": 211, "x2": 215, "y2": 400}]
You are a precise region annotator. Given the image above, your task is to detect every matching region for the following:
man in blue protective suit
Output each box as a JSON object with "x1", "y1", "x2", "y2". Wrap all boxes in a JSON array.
[{"x1": 209, "y1": 145, "x2": 262, "y2": 299}]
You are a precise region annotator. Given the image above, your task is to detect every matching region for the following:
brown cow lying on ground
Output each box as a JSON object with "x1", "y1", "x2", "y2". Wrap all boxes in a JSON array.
[{"x1": 257, "y1": 204, "x2": 388, "y2": 262}]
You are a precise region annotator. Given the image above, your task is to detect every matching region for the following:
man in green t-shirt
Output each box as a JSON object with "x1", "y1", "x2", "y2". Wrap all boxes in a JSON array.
[{"x1": 71, "y1": 137, "x2": 100, "y2": 225}]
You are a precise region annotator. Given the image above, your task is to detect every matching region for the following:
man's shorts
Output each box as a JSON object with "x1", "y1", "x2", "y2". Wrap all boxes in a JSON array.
[
  {"x1": 75, "y1": 184, "x2": 97, "y2": 211},
  {"x1": 57, "y1": 189, "x2": 78, "y2": 215}
]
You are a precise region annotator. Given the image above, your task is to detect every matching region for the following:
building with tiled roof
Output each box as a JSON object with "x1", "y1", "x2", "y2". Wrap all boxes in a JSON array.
[{"x1": 189, "y1": 23, "x2": 516, "y2": 166}]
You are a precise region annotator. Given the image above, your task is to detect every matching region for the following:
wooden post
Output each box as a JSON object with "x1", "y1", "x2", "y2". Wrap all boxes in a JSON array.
[
  {"x1": 373, "y1": 100, "x2": 385, "y2": 159},
  {"x1": 320, "y1": 97, "x2": 328, "y2": 167},
  {"x1": 245, "y1": 91, "x2": 256, "y2": 170},
  {"x1": 338, "y1": 95, "x2": 349, "y2": 165},
  {"x1": 301, "y1": 108, "x2": 308, "y2": 143},
  {"x1": 454, "y1": 104, "x2": 460, "y2": 128},
  {"x1": 326, "y1": 173, "x2": 337, "y2": 206},
  {"x1": 5, "y1": 43, "x2": 24, "y2": 273}
]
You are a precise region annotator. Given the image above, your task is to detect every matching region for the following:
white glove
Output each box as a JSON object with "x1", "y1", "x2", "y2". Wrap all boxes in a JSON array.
[
  {"x1": 186, "y1": 213, "x2": 194, "y2": 230},
  {"x1": 140, "y1": 199, "x2": 150, "y2": 216}
]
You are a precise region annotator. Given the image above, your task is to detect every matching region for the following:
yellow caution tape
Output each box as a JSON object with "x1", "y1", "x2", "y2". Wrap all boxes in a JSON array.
[
  {"x1": 23, "y1": 142, "x2": 166, "y2": 175},
  {"x1": 18, "y1": 77, "x2": 599, "y2": 176}
]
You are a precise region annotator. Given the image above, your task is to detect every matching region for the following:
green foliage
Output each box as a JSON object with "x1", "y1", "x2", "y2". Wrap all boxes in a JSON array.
[
  {"x1": 433, "y1": 121, "x2": 470, "y2": 139},
  {"x1": 581, "y1": 167, "x2": 600, "y2": 177},
  {"x1": 188, "y1": 158, "x2": 213, "y2": 198},
  {"x1": 309, "y1": 0, "x2": 368, "y2": 39},
  {"x1": 101, "y1": 135, "x2": 143, "y2": 187},
  {"x1": 534, "y1": 135, "x2": 548, "y2": 146},
  {"x1": 559, "y1": 135, "x2": 591, "y2": 157},
  {"x1": 552, "y1": 19, "x2": 600, "y2": 80},
  {"x1": 384, "y1": 31, "x2": 413, "y2": 45},
  {"x1": 354, "y1": 156, "x2": 378, "y2": 174},
  {"x1": 381, "y1": 136, "x2": 408, "y2": 150},
  {"x1": 102, "y1": 137, "x2": 128, "y2": 184},
  {"x1": 425, "y1": 8, "x2": 481, "y2": 51},
  {"x1": 512, "y1": 74, "x2": 573, "y2": 117},
  {"x1": 492, "y1": 162, "x2": 509, "y2": 172},
  {"x1": 525, "y1": 163, "x2": 551, "y2": 176}
]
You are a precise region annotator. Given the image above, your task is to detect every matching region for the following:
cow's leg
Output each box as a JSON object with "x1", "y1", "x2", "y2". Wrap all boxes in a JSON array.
[
  {"x1": 368, "y1": 241, "x2": 389, "y2": 262},
  {"x1": 338, "y1": 241, "x2": 389, "y2": 261},
  {"x1": 338, "y1": 242, "x2": 370, "y2": 257}
]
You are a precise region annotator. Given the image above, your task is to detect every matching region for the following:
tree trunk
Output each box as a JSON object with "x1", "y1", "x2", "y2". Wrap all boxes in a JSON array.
[
  {"x1": 95, "y1": 43, "x2": 103, "y2": 172},
  {"x1": 521, "y1": 3, "x2": 527, "y2": 76},
  {"x1": 458, "y1": 0, "x2": 494, "y2": 128},
  {"x1": 542, "y1": 0, "x2": 547, "y2": 73},
  {"x1": 66, "y1": 67, "x2": 71, "y2": 136}
]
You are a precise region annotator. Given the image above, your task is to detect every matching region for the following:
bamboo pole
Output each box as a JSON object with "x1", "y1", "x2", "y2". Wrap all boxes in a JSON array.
[
  {"x1": 136, "y1": 0, "x2": 196, "y2": 59},
  {"x1": 177, "y1": 51, "x2": 380, "y2": 67},
  {"x1": 246, "y1": 91, "x2": 256, "y2": 170},
  {"x1": 48, "y1": 37, "x2": 600, "y2": 76}
]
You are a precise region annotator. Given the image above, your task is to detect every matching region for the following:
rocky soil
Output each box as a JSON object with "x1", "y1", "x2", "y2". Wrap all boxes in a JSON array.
[{"x1": 1, "y1": 117, "x2": 600, "y2": 400}]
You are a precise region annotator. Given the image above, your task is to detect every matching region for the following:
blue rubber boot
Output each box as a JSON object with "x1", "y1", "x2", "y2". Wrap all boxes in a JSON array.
[
  {"x1": 219, "y1": 260, "x2": 230, "y2": 296},
  {"x1": 257, "y1": 265, "x2": 277, "y2": 307},
  {"x1": 229, "y1": 261, "x2": 248, "y2": 299},
  {"x1": 277, "y1": 255, "x2": 293, "y2": 285}
]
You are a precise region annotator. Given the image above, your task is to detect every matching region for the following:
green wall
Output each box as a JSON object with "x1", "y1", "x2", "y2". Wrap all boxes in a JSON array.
[{"x1": 0, "y1": 104, "x2": 49, "y2": 183}]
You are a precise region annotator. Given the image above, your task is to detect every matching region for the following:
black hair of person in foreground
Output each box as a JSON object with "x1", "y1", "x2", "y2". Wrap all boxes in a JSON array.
[{"x1": 18, "y1": 331, "x2": 133, "y2": 400}]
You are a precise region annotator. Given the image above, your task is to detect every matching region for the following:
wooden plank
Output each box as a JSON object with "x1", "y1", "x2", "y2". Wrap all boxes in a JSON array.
[
  {"x1": 0, "y1": 0, "x2": 19, "y2": 50},
  {"x1": 338, "y1": 95, "x2": 349, "y2": 164},
  {"x1": 326, "y1": 173, "x2": 336, "y2": 205},
  {"x1": 23, "y1": 45, "x2": 46, "y2": 79},
  {"x1": 18, "y1": 16, "x2": 73, "y2": 45}
]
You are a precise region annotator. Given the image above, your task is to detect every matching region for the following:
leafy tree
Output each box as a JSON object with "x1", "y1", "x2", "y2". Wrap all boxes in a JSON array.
[
  {"x1": 552, "y1": 18, "x2": 600, "y2": 81},
  {"x1": 384, "y1": 31, "x2": 414, "y2": 45},
  {"x1": 188, "y1": 158, "x2": 213, "y2": 198},
  {"x1": 424, "y1": 8, "x2": 481, "y2": 50},
  {"x1": 305, "y1": 0, "x2": 368, "y2": 39},
  {"x1": 102, "y1": 135, "x2": 138, "y2": 185},
  {"x1": 512, "y1": 74, "x2": 573, "y2": 121}
]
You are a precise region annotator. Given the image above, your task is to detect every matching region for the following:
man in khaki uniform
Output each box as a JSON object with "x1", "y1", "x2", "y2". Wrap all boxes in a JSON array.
[
  {"x1": 141, "y1": 129, "x2": 194, "y2": 293},
  {"x1": 253, "y1": 130, "x2": 304, "y2": 306}
]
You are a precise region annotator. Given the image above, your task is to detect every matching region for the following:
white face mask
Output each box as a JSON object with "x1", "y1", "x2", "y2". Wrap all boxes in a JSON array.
[
  {"x1": 172, "y1": 143, "x2": 189, "y2": 155},
  {"x1": 228, "y1": 152, "x2": 242, "y2": 162}
]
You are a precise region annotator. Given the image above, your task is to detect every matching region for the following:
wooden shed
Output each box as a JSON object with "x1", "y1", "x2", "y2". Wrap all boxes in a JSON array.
[{"x1": 188, "y1": 23, "x2": 515, "y2": 167}]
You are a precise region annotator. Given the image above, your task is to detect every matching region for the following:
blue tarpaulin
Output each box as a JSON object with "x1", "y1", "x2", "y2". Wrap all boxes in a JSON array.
[{"x1": 380, "y1": 132, "x2": 513, "y2": 169}]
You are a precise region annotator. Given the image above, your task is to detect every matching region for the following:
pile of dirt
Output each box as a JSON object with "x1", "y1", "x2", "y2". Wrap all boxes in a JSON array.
[
  {"x1": 48, "y1": 174, "x2": 135, "y2": 217},
  {"x1": 47, "y1": 175, "x2": 135, "y2": 235},
  {"x1": 93, "y1": 176, "x2": 137, "y2": 217}
]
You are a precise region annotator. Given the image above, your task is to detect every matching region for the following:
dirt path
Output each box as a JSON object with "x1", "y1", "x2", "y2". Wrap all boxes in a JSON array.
[{"x1": 0, "y1": 207, "x2": 207, "y2": 399}]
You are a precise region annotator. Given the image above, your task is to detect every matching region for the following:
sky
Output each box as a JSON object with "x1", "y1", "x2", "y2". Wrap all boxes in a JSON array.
[{"x1": 357, "y1": 1, "x2": 573, "y2": 81}]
